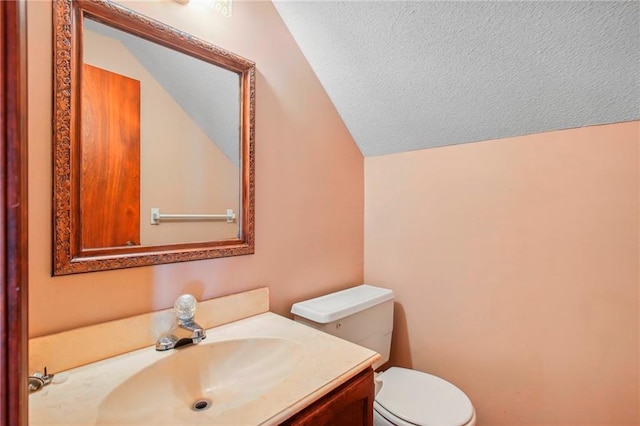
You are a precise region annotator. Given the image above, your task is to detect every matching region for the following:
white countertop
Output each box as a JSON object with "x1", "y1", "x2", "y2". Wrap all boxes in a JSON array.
[{"x1": 29, "y1": 312, "x2": 380, "y2": 425}]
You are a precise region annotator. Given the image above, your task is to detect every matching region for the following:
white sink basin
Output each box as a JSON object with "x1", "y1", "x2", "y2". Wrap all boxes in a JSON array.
[
  {"x1": 97, "y1": 337, "x2": 301, "y2": 425},
  {"x1": 29, "y1": 312, "x2": 379, "y2": 426}
]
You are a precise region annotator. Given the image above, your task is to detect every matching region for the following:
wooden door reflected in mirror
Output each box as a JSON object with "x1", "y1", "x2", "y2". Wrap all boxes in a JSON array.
[{"x1": 81, "y1": 63, "x2": 141, "y2": 248}]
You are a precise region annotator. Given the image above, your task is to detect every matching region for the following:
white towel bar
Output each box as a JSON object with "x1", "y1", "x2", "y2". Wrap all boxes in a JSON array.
[{"x1": 150, "y1": 208, "x2": 236, "y2": 225}]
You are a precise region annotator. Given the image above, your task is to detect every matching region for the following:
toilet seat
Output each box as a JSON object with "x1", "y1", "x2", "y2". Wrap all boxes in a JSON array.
[
  {"x1": 374, "y1": 403, "x2": 476, "y2": 426},
  {"x1": 374, "y1": 367, "x2": 474, "y2": 426},
  {"x1": 374, "y1": 401, "x2": 418, "y2": 426}
]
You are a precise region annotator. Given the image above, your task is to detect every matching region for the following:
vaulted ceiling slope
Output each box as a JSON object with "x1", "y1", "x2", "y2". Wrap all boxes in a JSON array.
[{"x1": 273, "y1": 1, "x2": 640, "y2": 157}]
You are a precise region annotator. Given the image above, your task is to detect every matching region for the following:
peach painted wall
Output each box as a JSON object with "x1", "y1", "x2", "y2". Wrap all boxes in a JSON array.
[
  {"x1": 28, "y1": 0, "x2": 363, "y2": 337},
  {"x1": 365, "y1": 122, "x2": 640, "y2": 425}
]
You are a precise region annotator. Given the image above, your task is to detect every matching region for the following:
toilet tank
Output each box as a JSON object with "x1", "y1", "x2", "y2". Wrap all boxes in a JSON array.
[{"x1": 291, "y1": 285, "x2": 394, "y2": 369}]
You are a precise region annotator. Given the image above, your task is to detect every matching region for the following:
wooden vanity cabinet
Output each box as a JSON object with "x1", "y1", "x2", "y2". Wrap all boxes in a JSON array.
[{"x1": 280, "y1": 367, "x2": 374, "y2": 426}]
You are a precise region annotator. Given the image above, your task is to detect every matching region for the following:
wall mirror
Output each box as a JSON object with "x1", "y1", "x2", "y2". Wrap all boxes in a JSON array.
[{"x1": 53, "y1": 0, "x2": 255, "y2": 275}]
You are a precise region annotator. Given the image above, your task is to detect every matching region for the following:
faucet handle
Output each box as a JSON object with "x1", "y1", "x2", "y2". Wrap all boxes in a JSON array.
[{"x1": 174, "y1": 294, "x2": 197, "y2": 322}]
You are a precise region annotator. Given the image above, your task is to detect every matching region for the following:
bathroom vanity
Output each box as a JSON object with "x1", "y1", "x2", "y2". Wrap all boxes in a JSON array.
[
  {"x1": 281, "y1": 368, "x2": 374, "y2": 425},
  {"x1": 28, "y1": 290, "x2": 379, "y2": 426}
]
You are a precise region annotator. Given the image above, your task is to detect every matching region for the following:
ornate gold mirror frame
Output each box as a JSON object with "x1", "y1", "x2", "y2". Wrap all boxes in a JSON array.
[{"x1": 52, "y1": 0, "x2": 255, "y2": 275}]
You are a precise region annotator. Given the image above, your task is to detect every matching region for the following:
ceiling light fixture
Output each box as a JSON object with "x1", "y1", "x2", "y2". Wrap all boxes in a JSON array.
[
  {"x1": 211, "y1": 0, "x2": 232, "y2": 17},
  {"x1": 173, "y1": 0, "x2": 232, "y2": 18}
]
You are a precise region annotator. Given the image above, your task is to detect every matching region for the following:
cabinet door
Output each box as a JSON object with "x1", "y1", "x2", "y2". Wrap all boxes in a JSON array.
[{"x1": 282, "y1": 368, "x2": 374, "y2": 426}]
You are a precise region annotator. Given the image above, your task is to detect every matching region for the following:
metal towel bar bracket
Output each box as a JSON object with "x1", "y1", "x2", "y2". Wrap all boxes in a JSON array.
[{"x1": 150, "y1": 208, "x2": 236, "y2": 225}]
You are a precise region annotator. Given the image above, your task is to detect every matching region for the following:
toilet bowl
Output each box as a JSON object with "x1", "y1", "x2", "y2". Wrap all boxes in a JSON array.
[
  {"x1": 373, "y1": 367, "x2": 475, "y2": 426},
  {"x1": 291, "y1": 284, "x2": 476, "y2": 426}
]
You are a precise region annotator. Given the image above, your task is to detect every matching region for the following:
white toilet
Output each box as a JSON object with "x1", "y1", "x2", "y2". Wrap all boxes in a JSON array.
[{"x1": 291, "y1": 284, "x2": 476, "y2": 426}]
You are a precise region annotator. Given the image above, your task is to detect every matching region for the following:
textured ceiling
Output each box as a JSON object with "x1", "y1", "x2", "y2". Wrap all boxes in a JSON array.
[{"x1": 273, "y1": 1, "x2": 640, "y2": 157}]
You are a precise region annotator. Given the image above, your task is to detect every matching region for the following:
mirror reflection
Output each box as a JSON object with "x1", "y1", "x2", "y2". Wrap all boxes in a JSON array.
[
  {"x1": 52, "y1": 0, "x2": 255, "y2": 275},
  {"x1": 82, "y1": 18, "x2": 241, "y2": 248}
]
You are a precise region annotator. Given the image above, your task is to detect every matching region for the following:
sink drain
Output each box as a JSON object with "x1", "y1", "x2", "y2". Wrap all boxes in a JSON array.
[{"x1": 191, "y1": 398, "x2": 212, "y2": 412}]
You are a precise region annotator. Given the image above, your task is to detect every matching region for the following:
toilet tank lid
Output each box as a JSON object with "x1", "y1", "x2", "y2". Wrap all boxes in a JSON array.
[{"x1": 291, "y1": 284, "x2": 394, "y2": 323}]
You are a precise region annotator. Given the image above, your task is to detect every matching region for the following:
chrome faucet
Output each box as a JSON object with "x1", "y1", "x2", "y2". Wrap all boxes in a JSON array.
[
  {"x1": 156, "y1": 294, "x2": 206, "y2": 351},
  {"x1": 28, "y1": 367, "x2": 54, "y2": 393}
]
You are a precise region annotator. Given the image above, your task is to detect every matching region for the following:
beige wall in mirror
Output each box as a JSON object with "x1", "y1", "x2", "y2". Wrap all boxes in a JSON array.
[{"x1": 83, "y1": 19, "x2": 240, "y2": 246}]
